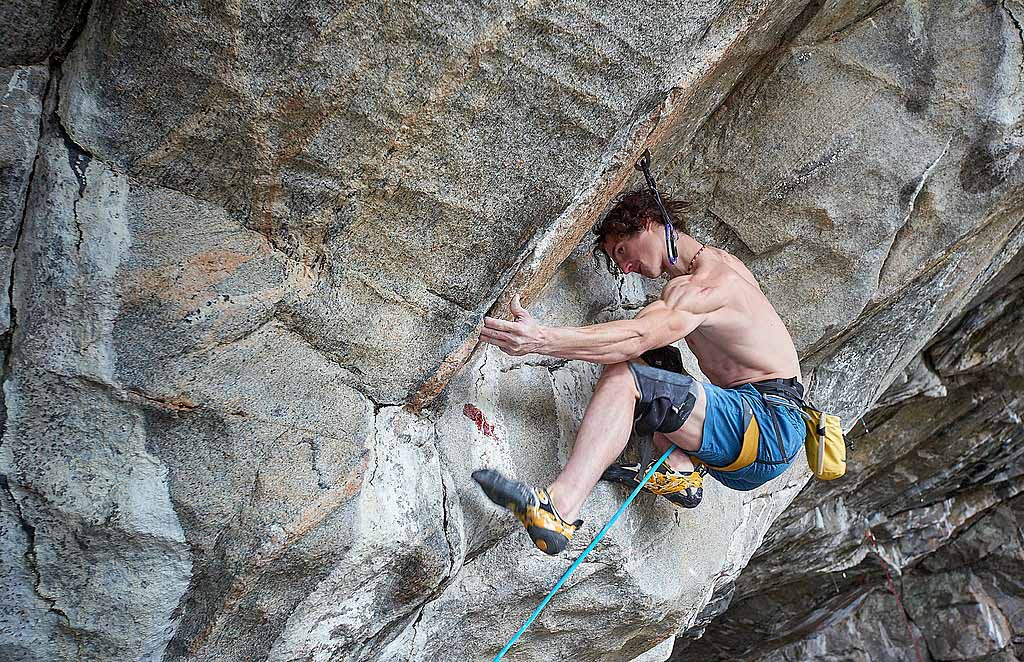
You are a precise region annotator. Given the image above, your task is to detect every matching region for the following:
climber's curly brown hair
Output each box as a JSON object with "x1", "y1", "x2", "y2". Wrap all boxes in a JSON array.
[{"x1": 592, "y1": 189, "x2": 694, "y2": 275}]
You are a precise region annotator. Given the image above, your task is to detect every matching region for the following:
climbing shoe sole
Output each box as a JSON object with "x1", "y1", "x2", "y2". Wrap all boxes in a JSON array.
[{"x1": 472, "y1": 469, "x2": 582, "y2": 556}]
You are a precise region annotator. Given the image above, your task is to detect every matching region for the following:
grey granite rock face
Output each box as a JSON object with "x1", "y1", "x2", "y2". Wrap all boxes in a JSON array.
[
  {"x1": 0, "y1": 0, "x2": 1022, "y2": 660},
  {"x1": 1, "y1": 83, "x2": 193, "y2": 659},
  {"x1": 0, "y1": 65, "x2": 48, "y2": 341},
  {"x1": 721, "y1": 493, "x2": 1024, "y2": 662},
  {"x1": 0, "y1": 0, "x2": 89, "y2": 66},
  {"x1": 0, "y1": 476, "x2": 74, "y2": 661},
  {"x1": 54, "y1": 0, "x2": 807, "y2": 405}
]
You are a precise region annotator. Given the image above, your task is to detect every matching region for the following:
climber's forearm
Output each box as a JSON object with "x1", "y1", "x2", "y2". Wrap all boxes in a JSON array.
[
  {"x1": 481, "y1": 297, "x2": 703, "y2": 362},
  {"x1": 539, "y1": 321, "x2": 650, "y2": 364},
  {"x1": 538, "y1": 302, "x2": 703, "y2": 364}
]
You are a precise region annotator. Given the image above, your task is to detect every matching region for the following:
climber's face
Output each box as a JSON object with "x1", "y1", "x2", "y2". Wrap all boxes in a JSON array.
[{"x1": 602, "y1": 222, "x2": 665, "y2": 278}]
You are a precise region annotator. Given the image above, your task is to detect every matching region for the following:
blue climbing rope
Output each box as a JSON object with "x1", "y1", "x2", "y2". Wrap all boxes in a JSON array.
[{"x1": 494, "y1": 445, "x2": 675, "y2": 661}]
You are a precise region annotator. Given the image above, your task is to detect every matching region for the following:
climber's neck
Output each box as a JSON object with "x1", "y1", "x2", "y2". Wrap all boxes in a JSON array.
[{"x1": 666, "y1": 234, "x2": 707, "y2": 277}]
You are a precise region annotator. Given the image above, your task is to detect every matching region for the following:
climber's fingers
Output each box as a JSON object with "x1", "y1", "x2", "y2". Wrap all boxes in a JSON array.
[
  {"x1": 481, "y1": 327, "x2": 515, "y2": 344},
  {"x1": 480, "y1": 327, "x2": 527, "y2": 356},
  {"x1": 510, "y1": 294, "x2": 531, "y2": 321},
  {"x1": 483, "y1": 316, "x2": 518, "y2": 333}
]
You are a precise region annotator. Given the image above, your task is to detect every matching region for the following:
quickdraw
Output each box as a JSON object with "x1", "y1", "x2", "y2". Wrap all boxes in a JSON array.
[{"x1": 634, "y1": 149, "x2": 679, "y2": 265}]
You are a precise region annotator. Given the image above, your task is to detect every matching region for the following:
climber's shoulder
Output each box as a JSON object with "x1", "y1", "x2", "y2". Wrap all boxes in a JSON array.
[
  {"x1": 706, "y1": 246, "x2": 763, "y2": 292},
  {"x1": 659, "y1": 274, "x2": 727, "y2": 317},
  {"x1": 661, "y1": 249, "x2": 758, "y2": 296},
  {"x1": 658, "y1": 250, "x2": 765, "y2": 321}
]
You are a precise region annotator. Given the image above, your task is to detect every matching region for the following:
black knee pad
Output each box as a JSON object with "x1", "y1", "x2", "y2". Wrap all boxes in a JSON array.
[
  {"x1": 628, "y1": 362, "x2": 699, "y2": 435},
  {"x1": 639, "y1": 345, "x2": 685, "y2": 375}
]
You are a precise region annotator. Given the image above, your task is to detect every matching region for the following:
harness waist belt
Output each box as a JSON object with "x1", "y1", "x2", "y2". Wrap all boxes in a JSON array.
[
  {"x1": 749, "y1": 378, "x2": 805, "y2": 409},
  {"x1": 707, "y1": 398, "x2": 762, "y2": 472}
]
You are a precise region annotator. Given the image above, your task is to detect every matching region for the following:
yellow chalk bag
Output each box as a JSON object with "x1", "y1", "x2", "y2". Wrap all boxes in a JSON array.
[{"x1": 802, "y1": 406, "x2": 846, "y2": 480}]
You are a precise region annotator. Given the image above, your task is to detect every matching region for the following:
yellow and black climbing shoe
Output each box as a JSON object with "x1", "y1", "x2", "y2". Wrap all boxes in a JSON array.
[
  {"x1": 472, "y1": 469, "x2": 583, "y2": 556},
  {"x1": 601, "y1": 462, "x2": 706, "y2": 509}
]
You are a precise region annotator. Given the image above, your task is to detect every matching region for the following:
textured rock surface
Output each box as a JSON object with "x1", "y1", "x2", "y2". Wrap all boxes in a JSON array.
[
  {"x1": 0, "y1": 65, "x2": 47, "y2": 352},
  {"x1": 0, "y1": 0, "x2": 88, "y2": 66},
  {"x1": 0, "y1": 0, "x2": 1022, "y2": 661},
  {"x1": 53, "y1": 0, "x2": 802, "y2": 406}
]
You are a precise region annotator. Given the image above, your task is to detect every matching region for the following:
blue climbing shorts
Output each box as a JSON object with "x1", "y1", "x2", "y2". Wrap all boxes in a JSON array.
[{"x1": 692, "y1": 382, "x2": 807, "y2": 491}]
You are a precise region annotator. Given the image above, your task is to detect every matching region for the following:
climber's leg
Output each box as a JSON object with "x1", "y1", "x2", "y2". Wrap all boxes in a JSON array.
[
  {"x1": 473, "y1": 361, "x2": 709, "y2": 552},
  {"x1": 627, "y1": 362, "x2": 706, "y2": 448},
  {"x1": 597, "y1": 363, "x2": 710, "y2": 509},
  {"x1": 548, "y1": 361, "x2": 710, "y2": 520},
  {"x1": 544, "y1": 361, "x2": 641, "y2": 522},
  {"x1": 472, "y1": 361, "x2": 639, "y2": 555},
  {"x1": 652, "y1": 432, "x2": 695, "y2": 472}
]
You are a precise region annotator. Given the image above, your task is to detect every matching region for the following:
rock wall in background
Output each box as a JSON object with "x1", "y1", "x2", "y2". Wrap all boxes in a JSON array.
[{"x1": 0, "y1": 0, "x2": 1021, "y2": 660}]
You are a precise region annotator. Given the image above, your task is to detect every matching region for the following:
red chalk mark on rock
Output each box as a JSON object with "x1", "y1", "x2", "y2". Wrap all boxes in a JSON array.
[{"x1": 463, "y1": 404, "x2": 496, "y2": 438}]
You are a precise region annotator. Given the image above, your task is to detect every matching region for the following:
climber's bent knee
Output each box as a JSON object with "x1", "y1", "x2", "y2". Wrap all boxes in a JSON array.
[{"x1": 628, "y1": 362, "x2": 699, "y2": 435}]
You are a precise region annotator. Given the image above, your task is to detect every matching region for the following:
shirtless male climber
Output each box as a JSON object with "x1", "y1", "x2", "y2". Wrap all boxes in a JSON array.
[{"x1": 472, "y1": 187, "x2": 807, "y2": 555}]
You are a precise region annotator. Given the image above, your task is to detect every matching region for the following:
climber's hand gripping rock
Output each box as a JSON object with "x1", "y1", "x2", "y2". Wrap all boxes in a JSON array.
[{"x1": 481, "y1": 294, "x2": 544, "y2": 356}]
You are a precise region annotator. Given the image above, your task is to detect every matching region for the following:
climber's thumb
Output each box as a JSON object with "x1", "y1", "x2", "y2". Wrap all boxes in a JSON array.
[{"x1": 510, "y1": 294, "x2": 529, "y2": 321}]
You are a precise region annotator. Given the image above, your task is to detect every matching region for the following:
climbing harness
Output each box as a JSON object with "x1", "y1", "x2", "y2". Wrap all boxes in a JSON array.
[
  {"x1": 494, "y1": 445, "x2": 676, "y2": 661},
  {"x1": 634, "y1": 149, "x2": 678, "y2": 265},
  {"x1": 692, "y1": 378, "x2": 805, "y2": 475},
  {"x1": 747, "y1": 375, "x2": 845, "y2": 480}
]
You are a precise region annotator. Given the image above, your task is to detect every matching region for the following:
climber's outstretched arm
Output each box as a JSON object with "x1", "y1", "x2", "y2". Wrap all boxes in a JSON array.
[
  {"x1": 480, "y1": 288, "x2": 720, "y2": 363},
  {"x1": 529, "y1": 301, "x2": 701, "y2": 364}
]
